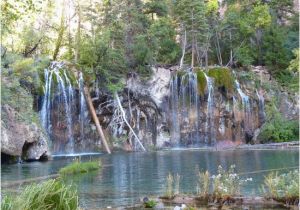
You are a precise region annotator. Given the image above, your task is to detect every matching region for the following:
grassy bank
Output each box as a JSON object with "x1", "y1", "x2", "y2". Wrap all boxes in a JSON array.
[
  {"x1": 1, "y1": 179, "x2": 79, "y2": 210},
  {"x1": 59, "y1": 160, "x2": 101, "y2": 176},
  {"x1": 159, "y1": 166, "x2": 299, "y2": 207}
]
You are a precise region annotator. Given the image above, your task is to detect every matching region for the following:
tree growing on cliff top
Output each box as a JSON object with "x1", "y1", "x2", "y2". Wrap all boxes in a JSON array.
[{"x1": 174, "y1": 0, "x2": 209, "y2": 68}]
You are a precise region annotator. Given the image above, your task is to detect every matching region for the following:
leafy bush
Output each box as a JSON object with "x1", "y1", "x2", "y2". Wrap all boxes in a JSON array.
[
  {"x1": 1, "y1": 179, "x2": 79, "y2": 210},
  {"x1": 262, "y1": 170, "x2": 299, "y2": 203},
  {"x1": 258, "y1": 102, "x2": 299, "y2": 143},
  {"x1": 12, "y1": 58, "x2": 34, "y2": 73},
  {"x1": 59, "y1": 160, "x2": 101, "y2": 176}
]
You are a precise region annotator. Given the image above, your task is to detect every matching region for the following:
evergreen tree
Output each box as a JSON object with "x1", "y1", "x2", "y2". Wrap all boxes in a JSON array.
[{"x1": 175, "y1": 0, "x2": 209, "y2": 68}]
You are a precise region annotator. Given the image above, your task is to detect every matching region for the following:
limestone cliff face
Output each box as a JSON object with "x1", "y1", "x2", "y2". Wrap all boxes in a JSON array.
[
  {"x1": 1, "y1": 75, "x2": 50, "y2": 162},
  {"x1": 109, "y1": 66, "x2": 298, "y2": 149},
  {"x1": 1, "y1": 105, "x2": 49, "y2": 161}
]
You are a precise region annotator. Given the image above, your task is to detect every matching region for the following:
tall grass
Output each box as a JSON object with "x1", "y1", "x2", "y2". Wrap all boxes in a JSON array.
[
  {"x1": 1, "y1": 179, "x2": 79, "y2": 210},
  {"x1": 197, "y1": 171, "x2": 210, "y2": 196},
  {"x1": 59, "y1": 159, "x2": 101, "y2": 176},
  {"x1": 262, "y1": 170, "x2": 299, "y2": 204},
  {"x1": 164, "y1": 173, "x2": 180, "y2": 198}
]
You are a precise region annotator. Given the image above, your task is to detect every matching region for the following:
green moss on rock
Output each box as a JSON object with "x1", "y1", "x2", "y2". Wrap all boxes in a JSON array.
[
  {"x1": 207, "y1": 67, "x2": 234, "y2": 92},
  {"x1": 196, "y1": 70, "x2": 207, "y2": 96}
]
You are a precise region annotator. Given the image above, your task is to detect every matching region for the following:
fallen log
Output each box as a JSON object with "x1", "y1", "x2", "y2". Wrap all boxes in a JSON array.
[{"x1": 84, "y1": 87, "x2": 111, "y2": 154}]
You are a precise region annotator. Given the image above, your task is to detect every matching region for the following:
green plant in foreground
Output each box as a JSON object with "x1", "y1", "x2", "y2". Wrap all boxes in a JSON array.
[
  {"x1": 164, "y1": 173, "x2": 180, "y2": 198},
  {"x1": 59, "y1": 160, "x2": 101, "y2": 176},
  {"x1": 212, "y1": 165, "x2": 242, "y2": 198},
  {"x1": 1, "y1": 179, "x2": 79, "y2": 210},
  {"x1": 144, "y1": 199, "x2": 157, "y2": 208},
  {"x1": 197, "y1": 171, "x2": 210, "y2": 196},
  {"x1": 262, "y1": 170, "x2": 299, "y2": 201}
]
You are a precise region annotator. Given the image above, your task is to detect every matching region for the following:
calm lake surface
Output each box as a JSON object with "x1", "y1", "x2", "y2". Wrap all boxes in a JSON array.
[{"x1": 1, "y1": 149, "x2": 299, "y2": 209}]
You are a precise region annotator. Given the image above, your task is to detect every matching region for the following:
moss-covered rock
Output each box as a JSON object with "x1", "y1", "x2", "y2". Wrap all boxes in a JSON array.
[
  {"x1": 207, "y1": 67, "x2": 234, "y2": 92},
  {"x1": 196, "y1": 70, "x2": 207, "y2": 96}
]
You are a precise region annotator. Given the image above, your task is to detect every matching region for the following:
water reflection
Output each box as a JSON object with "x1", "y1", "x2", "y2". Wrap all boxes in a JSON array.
[{"x1": 1, "y1": 150, "x2": 298, "y2": 208}]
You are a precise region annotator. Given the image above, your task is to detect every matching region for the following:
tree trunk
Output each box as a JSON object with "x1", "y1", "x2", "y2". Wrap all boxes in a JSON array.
[
  {"x1": 75, "y1": 1, "x2": 81, "y2": 63},
  {"x1": 179, "y1": 30, "x2": 187, "y2": 69},
  {"x1": 114, "y1": 93, "x2": 146, "y2": 151},
  {"x1": 53, "y1": 9, "x2": 65, "y2": 60},
  {"x1": 216, "y1": 31, "x2": 222, "y2": 66},
  {"x1": 84, "y1": 87, "x2": 111, "y2": 154},
  {"x1": 229, "y1": 29, "x2": 233, "y2": 66}
]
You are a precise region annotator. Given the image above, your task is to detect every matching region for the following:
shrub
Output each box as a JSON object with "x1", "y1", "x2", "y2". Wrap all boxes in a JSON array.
[
  {"x1": 262, "y1": 170, "x2": 299, "y2": 204},
  {"x1": 59, "y1": 160, "x2": 101, "y2": 176},
  {"x1": 1, "y1": 179, "x2": 79, "y2": 210},
  {"x1": 12, "y1": 58, "x2": 34, "y2": 74},
  {"x1": 258, "y1": 102, "x2": 299, "y2": 143}
]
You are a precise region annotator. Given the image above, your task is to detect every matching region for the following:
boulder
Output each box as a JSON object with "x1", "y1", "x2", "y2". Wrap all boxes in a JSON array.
[{"x1": 1, "y1": 104, "x2": 50, "y2": 161}]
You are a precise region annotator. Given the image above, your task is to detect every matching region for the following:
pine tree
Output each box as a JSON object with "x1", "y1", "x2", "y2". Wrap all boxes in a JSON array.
[{"x1": 175, "y1": 0, "x2": 209, "y2": 68}]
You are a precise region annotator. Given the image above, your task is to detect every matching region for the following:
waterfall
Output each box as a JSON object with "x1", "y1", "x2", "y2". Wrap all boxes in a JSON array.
[
  {"x1": 170, "y1": 73, "x2": 180, "y2": 145},
  {"x1": 79, "y1": 72, "x2": 88, "y2": 142},
  {"x1": 256, "y1": 89, "x2": 266, "y2": 125},
  {"x1": 169, "y1": 71, "x2": 201, "y2": 146},
  {"x1": 204, "y1": 73, "x2": 215, "y2": 145},
  {"x1": 235, "y1": 80, "x2": 252, "y2": 131},
  {"x1": 40, "y1": 62, "x2": 75, "y2": 154}
]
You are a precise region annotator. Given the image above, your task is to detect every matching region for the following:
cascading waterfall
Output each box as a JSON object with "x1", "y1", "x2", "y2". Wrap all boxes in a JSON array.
[
  {"x1": 204, "y1": 73, "x2": 215, "y2": 145},
  {"x1": 235, "y1": 80, "x2": 252, "y2": 130},
  {"x1": 168, "y1": 68, "x2": 265, "y2": 147},
  {"x1": 256, "y1": 89, "x2": 266, "y2": 124},
  {"x1": 53, "y1": 69, "x2": 74, "y2": 152},
  {"x1": 79, "y1": 72, "x2": 88, "y2": 142},
  {"x1": 170, "y1": 73, "x2": 180, "y2": 144},
  {"x1": 40, "y1": 62, "x2": 75, "y2": 154},
  {"x1": 169, "y1": 70, "x2": 206, "y2": 146}
]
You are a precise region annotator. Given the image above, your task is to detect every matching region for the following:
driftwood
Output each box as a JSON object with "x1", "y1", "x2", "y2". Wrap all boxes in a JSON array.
[
  {"x1": 84, "y1": 87, "x2": 111, "y2": 154},
  {"x1": 114, "y1": 93, "x2": 146, "y2": 151}
]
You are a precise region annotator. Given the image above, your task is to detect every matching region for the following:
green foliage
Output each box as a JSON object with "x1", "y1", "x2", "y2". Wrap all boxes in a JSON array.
[
  {"x1": 195, "y1": 70, "x2": 207, "y2": 96},
  {"x1": 287, "y1": 49, "x2": 299, "y2": 73},
  {"x1": 235, "y1": 45, "x2": 255, "y2": 66},
  {"x1": 1, "y1": 179, "x2": 79, "y2": 210},
  {"x1": 59, "y1": 160, "x2": 101, "y2": 176},
  {"x1": 1, "y1": 74, "x2": 40, "y2": 125},
  {"x1": 174, "y1": 0, "x2": 209, "y2": 66},
  {"x1": 263, "y1": 23, "x2": 289, "y2": 70},
  {"x1": 149, "y1": 18, "x2": 180, "y2": 64},
  {"x1": 258, "y1": 101, "x2": 299, "y2": 143},
  {"x1": 262, "y1": 170, "x2": 299, "y2": 201},
  {"x1": 144, "y1": 0, "x2": 168, "y2": 18},
  {"x1": 144, "y1": 199, "x2": 158, "y2": 208},
  {"x1": 207, "y1": 67, "x2": 234, "y2": 92},
  {"x1": 12, "y1": 58, "x2": 34, "y2": 73}
]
